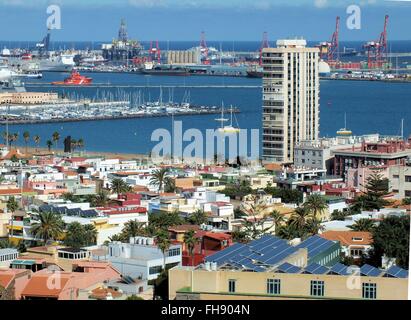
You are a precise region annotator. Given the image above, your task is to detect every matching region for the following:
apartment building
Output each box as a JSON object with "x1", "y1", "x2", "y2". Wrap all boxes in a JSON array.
[{"x1": 262, "y1": 39, "x2": 320, "y2": 163}]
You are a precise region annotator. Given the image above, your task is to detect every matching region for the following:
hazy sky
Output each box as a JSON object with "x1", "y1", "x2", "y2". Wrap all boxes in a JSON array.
[{"x1": 0, "y1": 0, "x2": 410, "y2": 41}]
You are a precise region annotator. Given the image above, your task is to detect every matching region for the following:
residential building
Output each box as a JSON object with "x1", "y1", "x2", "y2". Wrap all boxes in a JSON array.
[
  {"x1": 262, "y1": 39, "x2": 320, "y2": 163},
  {"x1": 96, "y1": 236, "x2": 182, "y2": 281},
  {"x1": 320, "y1": 231, "x2": 373, "y2": 260},
  {"x1": 0, "y1": 248, "x2": 19, "y2": 267}
]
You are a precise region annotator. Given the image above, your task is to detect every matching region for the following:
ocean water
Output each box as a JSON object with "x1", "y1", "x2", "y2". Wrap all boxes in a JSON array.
[{"x1": 2, "y1": 72, "x2": 411, "y2": 155}]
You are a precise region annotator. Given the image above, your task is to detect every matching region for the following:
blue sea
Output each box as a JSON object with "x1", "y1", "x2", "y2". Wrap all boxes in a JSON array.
[{"x1": 3, "y1": 71, "x2": 411, "y2": 155}]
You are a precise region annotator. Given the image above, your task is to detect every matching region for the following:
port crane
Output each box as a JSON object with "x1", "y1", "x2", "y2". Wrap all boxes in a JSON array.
[
  {"x1": 148, "y1": 40, "x2": 161, "y2": 64},
  {"x1": 317, "y1": 16, "x2": 340, "y2": 66},
  {"x1": 363, "y1": 15, "x2": 389, "y2": 69},
  {"x1": 200, "y1": 31, "x2": 210, "y2": 65}
]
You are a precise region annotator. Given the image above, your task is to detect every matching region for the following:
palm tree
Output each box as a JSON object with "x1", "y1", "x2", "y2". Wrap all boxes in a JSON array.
[
  {"x1": 71, "y1": 139, "x2": 77, "y2": 153},
  {"x1": 122, "y1": 220, "x2": 147, "y2": 240},
  {"x1": 183, "y1": 230, "x2": 199, "y2": 266},
  {"x1": 289, "y1": 206, "x2": 311, "y2": 231},
  {"x1": 7, "y1": 196, "x2": 19, "y2": 239},
  {"x1": 93, "y1": 190, "x2": 109, "y2": 207},
  {"x1": 110, "y1": 178, "x2": 132, "y2": 194},
  {"x1": 46, "y1": 140, "x2": 53, "y2": 152},
  {"x1": 268, "y1": 210, "x2": 284, "y2": 235},
  {"x1": 84, "y1": 224, "x2": 98, "y2": 246},
  {"x1": 304, "y1": 194, "x2": 328, "y2": 219},
  {"x1": 30, "y1": 212, "x2": 64, "y2": 243},
  {"x1": 188, "y1": 209, "x2": 207, "y2": 225},
  {"x1": 33, "y1": 135, "x2": 40, "y2": 152},
  {"x1": 305, "y1": 217, "x2": 324, "y2": 236},
  {"x1": 156, "y1": 230, "x2": 171, "y2": 270},
  {"x1": 77, "y1": 138, "x2": 84, "y2": 152},
  {"x1": 23, "y1": 131, "x2": 30, "y2": 154},
  {"x1": 52, "y1": 131, "x2": 60, "y2": 150},
  {"x1": 349, "y1": 218, "x2": 375, "y2": 232},
  {"x1": 276, "y1": 223, "x2": 299, "y2": 240},
  {"x1": 150, "y1": 168, "x2": 170, "y2": 192}
]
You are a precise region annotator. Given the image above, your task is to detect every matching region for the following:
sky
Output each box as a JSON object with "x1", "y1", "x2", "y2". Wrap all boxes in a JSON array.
[{"x1": 0, "y1": 0, "x2": 410, "y2": 41}]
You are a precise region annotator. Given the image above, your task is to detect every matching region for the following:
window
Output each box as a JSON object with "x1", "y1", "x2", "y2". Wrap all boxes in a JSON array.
[
  {"x1": 167, "y1": 248, "x2": 180, "y2": 257},
  {"x1": 405, "y1": 190, "x2": 411, "y2": 197},
  {"x1": 310, "y1": 280, "x2": 324, "y2": 297},
  {"x1": 406, "y1": 176, "x2": 411, "y2": 183},
  {"x1": 267, "y1": 279, "x2": 281, "y2": 295},
  {"x1": 228, "y1": 279, "x2": 236, "y2": 293},
  {"x1": 149, "y1": 265, "x2": 163, "y2": 275},
  {"x1": 362, "y1": 283, "x2": 377, "y2": 299}
]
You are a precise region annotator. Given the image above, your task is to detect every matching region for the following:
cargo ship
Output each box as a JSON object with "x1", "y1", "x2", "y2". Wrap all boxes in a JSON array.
[
  {"x1": 140, "y1": 62, "x2": 190, "y2": 76},
  {"x1": 51, "y1": 70, "x2": 93, "y2": 85}
]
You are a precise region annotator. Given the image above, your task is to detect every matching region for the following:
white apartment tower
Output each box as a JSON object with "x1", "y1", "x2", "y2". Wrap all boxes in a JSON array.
[{"x1": 262, "y1": 39, "x2": 320, "y2": 163}]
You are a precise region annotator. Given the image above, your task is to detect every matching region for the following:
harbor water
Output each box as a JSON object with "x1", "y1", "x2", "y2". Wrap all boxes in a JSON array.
[{"x1": 3, "y1": 71, "x2": 411, "y2": 155}]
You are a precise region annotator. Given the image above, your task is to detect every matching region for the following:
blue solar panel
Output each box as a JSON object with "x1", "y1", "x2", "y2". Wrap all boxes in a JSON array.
[
  {"x1": 205, "y1": 243, "x2": 245, "y2": 264},
  {"x1": 295, "y1": 235, "x2": 336, "y2": 258},
  {"x1": 328, "y1": 263, "x2": 350, "y2": 275},
  {"x1": 384, "y1": 265, "x2": 409, "y2": 278},
  {"x1": 277, "y1": 262, "x2": 301, "y2": 274},
  {"x1": 304, "y1": 263, "x2": 329, "y2": 275},
  {"x1": 360, "y1": 264, "x2": 382, "y2": 277}
]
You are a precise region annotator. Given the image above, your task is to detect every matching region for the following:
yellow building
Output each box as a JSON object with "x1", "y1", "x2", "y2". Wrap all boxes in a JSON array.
[
  {"x1": 169, "y1": 266, "x2": 408, "y2": 300},
  {"x1": 0, "y1": 92, "x2": 59, "y2": 105}
]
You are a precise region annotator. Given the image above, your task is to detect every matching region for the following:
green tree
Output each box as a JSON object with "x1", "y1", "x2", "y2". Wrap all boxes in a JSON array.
[
  {"x1": 121, "y1": 220, "x2": 147, "y2": 240},
  {"x1": 187, "y1": 209, "x2": 207, "y2": 225},
  {"x1": 33, "y1": 135, "x2": 40, "y2": 151},
  {"x1": 46, "y1": 140, "x2": 53, "y2": 152},
  {"x1": 52, "y1": 131, "x2": 60, "y2": 150},
  {"x1": 83, "y1": 224, "x2": 98, "y2": 246},
  {"x1": 156, "y1": 230, "x2": 171, "y2": 270},
  {"x1": 331, "y1": 209, "x2": 349, "y2": 221},
  {"x1": 30, "y1": 212, "x2": 64, "y2": 243},
  {"x1": 268, "y1": 210, "x2": 284, "y2": 235},
  {"x1": 289, "y1": 207, "x2": 311, "y2": 232},
  {"x1": 88, "y1": 190, "x2": 109, "y2": 207},
  {"x1": 351, "y1": 173, "x2": 389, "y2": 212},
  {"x1": 304, "y1": 194, "x2": 328, "y2": 219},
  {"x1": 7, "y1": 196, "x2": 19, "y2": 239},
  {"x1": 64, "y1": 222, "x2": 86, "y2": 249},
  {"x1": 23, "y1": 131, "x2": 30, "y2": 154},
  {"x1": 149, "y1": 211, "x2": 184, "y2": 231},
  {"x1": 110, "y1": 178, "x2": 132, "y2": 194},
  {"x1": 77, "y1": 138, "x2": 85, "y2": 151},
  {"x1": 184, "y1": 230, "x2": 199, "y2": 266},
  {"x1": 150, "y1": 168, "x2": 171, "y2": 192},
  {"x1": 276, "y1": 223, "x2": 300, "y2": 240},
  {"x1": 305, "y1": 217, "x2": 324, "y2": 236},
  {"x1": 367, "y1": 216, "x2": 409, "y2": 269},
  {"x1": 349, "y1": 218, "x2": 376, "y2": 232}
]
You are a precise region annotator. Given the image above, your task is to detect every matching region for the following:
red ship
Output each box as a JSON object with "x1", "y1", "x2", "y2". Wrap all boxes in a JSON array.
[{"x1": 52, "y1": 70, "x2": 93, "y2": 85}]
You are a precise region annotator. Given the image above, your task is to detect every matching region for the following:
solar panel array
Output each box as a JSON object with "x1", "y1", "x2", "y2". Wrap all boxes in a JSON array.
[
  {"x1": 277, "y1": 262, "x2": 301, "y2": 274},
  {"x1": 360, "y1": 264, "x2": 382, "y2": 277},
  {"x1": 329, "y1": 263, "x2": 350, "y2": 275},
  {"x1": 384, "y1": 265, "x2": 409, "y2": 278},
  {"x1": 205, "y1": 235, "x2": 297, "y2": 272},
  {"x1": 204, "y1": 235, "x2": 408, "y2": 278},
  {"x1": 39, "y1": 204, "x2": 98, "y2": 218},
  {"x1": 295, "y1": 235, "x2": 336, "y2": 258},
  {"x1": 303, "y1": 263, "x2": 329, "y2": 275}
]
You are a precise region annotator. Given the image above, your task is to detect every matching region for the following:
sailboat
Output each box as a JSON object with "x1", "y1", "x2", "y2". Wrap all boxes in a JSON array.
[
  {"x1": 337, "y1": 113, "x2": 352, "y2": 136},
  {"x1": 215, "y1": 102, "x2": 240, "y2": 133}
]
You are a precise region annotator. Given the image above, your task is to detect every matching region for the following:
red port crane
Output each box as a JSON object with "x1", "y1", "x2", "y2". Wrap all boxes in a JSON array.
[
  {"x1": 318, "y1": 16, "x2": 340, "y2": 66},
  {"x1": 259, "y1": 32, "x2": 270, "y2": 66},
  {"x1": 363, "y1": 15, "x2": 389, "y2": 69},
  {"x1": 149, "y1": 40, "x2": 161, "y2": 64},
  {"x1": 200, "y1": 31, "x2": 210, "y2": 65}
]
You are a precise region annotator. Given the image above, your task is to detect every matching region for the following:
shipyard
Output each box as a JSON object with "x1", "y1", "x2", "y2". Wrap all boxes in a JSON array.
[{"x1": 0, "y1": 0, "x2": 410, "y2": 311}]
